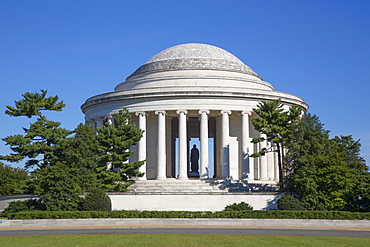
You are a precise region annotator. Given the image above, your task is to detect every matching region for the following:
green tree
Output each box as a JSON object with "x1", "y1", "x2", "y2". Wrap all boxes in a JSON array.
[
  {"x1": 52, "y1": 124, "x2": 100, "y2": 191},
  {"x1": 0, "y1": 90, "x2": 72, "y2": 168},
  {"x1": 283, "y1": 114, "x2": 370, "y2": 211},
  {"x1": 251, "y1": 99, "x2": 302, "y2": 188},
  {"x1": 96, "y1": 108, "x2": 144, "y2": 191},
  {"x1": 0, "y1": 90, "x2": 93, "y2": 211},
  {"x1": 277, "y1": 194, "x2": 306, "y2": 210},
  {"x1": 30, "y1": 124, "x2": 101, "y2": 210},
  {"x1": 0, "y1": 162, "x2": 29, "y2": 195},
  {"x1": 32, "y1": 164, "x2": 82, "y2": 211},
  {"x1": 1, "y1": 91, "x2": 145, "y2": 210}
]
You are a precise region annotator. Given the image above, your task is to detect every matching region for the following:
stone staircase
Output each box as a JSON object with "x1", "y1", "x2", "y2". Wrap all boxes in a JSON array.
[
  {"x1": 126, "y1": 179, "x2": 278, "y2": 194},
  {"x1": 127, "y1": 179, "x2": 221, "y2": 194}
]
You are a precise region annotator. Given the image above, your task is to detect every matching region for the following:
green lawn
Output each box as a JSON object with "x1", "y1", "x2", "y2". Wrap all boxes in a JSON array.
[{"x1": 0, "y1": 234, "x2": 369, "y2": 247}]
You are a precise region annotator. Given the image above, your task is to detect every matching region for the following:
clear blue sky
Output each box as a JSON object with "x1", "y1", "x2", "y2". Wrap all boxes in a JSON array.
[{"x1": 1, "y1": 0, "x2": 369, "y2": 168}]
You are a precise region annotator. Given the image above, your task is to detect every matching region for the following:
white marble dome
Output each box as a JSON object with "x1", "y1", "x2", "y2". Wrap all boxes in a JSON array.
[
  {"x1": 84, "y1": 43, "x2": 307, "y2": 115},
  {"x1": 128, "y1": 43, "x2": 262, "y2": 79},
  {"x1": 114, "y1": 43, "x2": 270, "y2": 92},
  {"x1": 127, "y1": 43, "x2": 261, "y2": 79},
  {"x1": 147, "y1": 43, "x2": 243, "y2": 63}
]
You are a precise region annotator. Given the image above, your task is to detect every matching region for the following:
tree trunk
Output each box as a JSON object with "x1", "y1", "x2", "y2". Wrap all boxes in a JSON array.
[{"x1": 276, "y1": 143, "x2": 283, "y2": 190}]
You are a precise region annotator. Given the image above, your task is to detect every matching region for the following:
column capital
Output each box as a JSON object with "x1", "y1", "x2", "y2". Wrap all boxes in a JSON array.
[
  {"x1": 241, "y1": 111, "x2": 252, "y2": 116},
  {"x1": 155, "y1": 110, "x2": 166, "y2": 116},
  {"x1": 220, "y1": 110, "x2": 232, "y2": 115},
  {"x1": 198, "y1": 109, "x2": 210, "y2": 115},
  {"x1": 135, "y1": 111, "x2": 147, "y2": 117},
  {"x1": 176, "y1": 110, "x2": 188, "y2": 115}
]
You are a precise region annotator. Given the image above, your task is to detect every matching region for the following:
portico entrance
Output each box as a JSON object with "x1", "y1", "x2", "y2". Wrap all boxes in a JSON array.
[{"x1": 171, "y1": 117, "x2": 217, "y2": 179}]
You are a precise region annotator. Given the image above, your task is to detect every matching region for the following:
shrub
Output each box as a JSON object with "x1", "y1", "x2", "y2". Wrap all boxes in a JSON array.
[
  {"x1": 80, "y1": 188, "x2": 112, "y2": 211},
  {"x1": 277, "y1": 194, "x2": 306, "y2": 210},
  {"x1": 315, "y1": 203, "x2": 327, "y2": 211},
  {"x1": 7, "y1": 210, "x2": 370, "y2": 220},
  {"x1": 224, "y1": 201, "x2": 253, "y2": 211},
  {"x1": 1, "y1": 199, "x2": 45, "y2": 217}
]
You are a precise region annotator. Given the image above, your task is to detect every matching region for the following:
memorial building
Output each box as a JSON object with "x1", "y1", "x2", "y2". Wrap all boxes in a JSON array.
[{"x1": 81, "y1": 43, "x2": 308, "y2": 211}]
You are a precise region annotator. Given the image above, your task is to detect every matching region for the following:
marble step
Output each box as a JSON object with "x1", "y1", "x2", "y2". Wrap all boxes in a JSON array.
[{"x1": 126, "y1": 179, "x2": 278, "y2": 194}]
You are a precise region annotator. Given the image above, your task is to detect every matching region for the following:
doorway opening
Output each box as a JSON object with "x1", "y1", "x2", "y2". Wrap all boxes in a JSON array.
[{"x1": 173, "y1": 137, "x2": 214, "y2": 179}]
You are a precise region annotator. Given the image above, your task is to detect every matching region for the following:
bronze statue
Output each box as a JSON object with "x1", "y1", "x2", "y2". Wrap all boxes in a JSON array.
[{"x1": 190, "y1": 144, "x2": 199, "y2": 173}]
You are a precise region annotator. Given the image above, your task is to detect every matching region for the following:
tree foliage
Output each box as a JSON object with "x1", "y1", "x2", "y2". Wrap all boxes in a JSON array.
[
  {"x1": 0, "y1": 162, "x2": 29, "y2": 195},
  {"x1": 224, "y1": 201, "x2": 253, "y2": 211},
  {"x1": 32, "y1": 164, "x2": 82, "y2": 211},
  {"x1": 5, "y1": 89, "x2": 65, "y2": 118},
  {"x1": 277, "y1": 194, "x2": 306, "y2": 210},
  {"x1": 0, "y1": 90, "x2": 72, "y2": 168},
  {"x1": 1, "y1": 91, "x2": 143, "y2": 211},
  {"x1": 96, "y1": 108, "x2": 144, "y2": 191},
  {"x1": 52, "y1": 124, "x2": 100, "y2": 191},
  {"x1": 251, "y1": 99, "x2": 302, "y2": 187},
  {"x1": 0, "y1": 199, "x2": 45, "y2": 217},
  {"x1": 283, "y1": 114, "x2": 369, "y2": 211},
  {"x1": 80, "y1": 188, "x2": 112, "y2": 211}
]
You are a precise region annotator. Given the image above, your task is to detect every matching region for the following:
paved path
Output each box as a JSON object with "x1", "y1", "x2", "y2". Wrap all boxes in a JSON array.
[
  {"x1": 0, "y1": 227, "x2": 369, "y2": 237},
  {"x1": 1, "y1": 218, "x2": 369, "y2": 237}
]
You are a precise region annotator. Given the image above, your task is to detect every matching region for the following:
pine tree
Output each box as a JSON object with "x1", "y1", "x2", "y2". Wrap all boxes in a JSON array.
[
  {"x1": 96, "y1": 108, "x2": 144, "y2": 191},
  {"x1": 32, "y1": 164, "x2": 82, "y2": 211},
  {"x1": 0, "y1": 162, "x2": 29, "y2": 195},
  {"x1": 52, "y1": 124, "x2": 100, "y2": 191},
  {"x1": 251, "y1": 99, "x2": 302, "y2": 188},
  {"x1": 0, "y1": 90, "x2": 72, "y2": 168}
]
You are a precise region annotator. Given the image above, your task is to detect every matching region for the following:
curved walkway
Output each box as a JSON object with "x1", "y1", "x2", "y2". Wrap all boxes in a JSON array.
[
  {"x1": 1, "y1": 218, "x2": 370, "y2": 229},
  {"x1": 1, "y1": 218, "x2": 369, "y2": 235}
]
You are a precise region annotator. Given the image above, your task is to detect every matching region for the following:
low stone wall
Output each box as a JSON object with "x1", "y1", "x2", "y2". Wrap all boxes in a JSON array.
[
  {"x1": 109, "y1": 193, "x2": 281, "y2": 211},
  {"x1": 1, "y1": 193, "x2": 279, "y2": 212},
  {"x1": 0, "y1": 195, "x2": 38, "y2": 213}
]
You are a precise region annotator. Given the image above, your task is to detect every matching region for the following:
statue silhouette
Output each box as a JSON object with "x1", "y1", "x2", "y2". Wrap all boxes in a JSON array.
[{"x1": 190, "y1": 144, "x2": 199, "y2": 173}]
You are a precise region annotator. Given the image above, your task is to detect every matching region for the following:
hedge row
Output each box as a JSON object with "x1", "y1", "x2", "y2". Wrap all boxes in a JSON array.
[{"x1": 7, "y1": 210, "x2": 370, "y2": 220}]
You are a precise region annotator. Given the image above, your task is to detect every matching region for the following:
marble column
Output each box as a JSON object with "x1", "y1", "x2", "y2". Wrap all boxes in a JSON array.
[
  {"x1": 106, "y1": 114, "x2": 113, "y2": 125},
  {"x1": 274, "y1": 144, "x2": 279, "y2": 182},
  {"x1": 241, "y1": 111, "x2": 253, "y2": 181},
  {"x1": 96, "y1": 117, "x2": 104, "y2": 128},
  {"x1": 155, "y1": 110, "x2": 167, "y2": 180},
  {"x1": 267, "y1": 142, "x2": 275, "y2": 180},
  {"x1": 136, "y1": 111, "x2": 147, "y2": 180},
  {"x1": 220, "y1": 110, "x2": 231, "y2": 178},
  {"x1": 259, "y1": 134, "x2": 268, "y2": 181},
  {"x1": 199, "y1": 110, "x2": 210, "y2": 179},
  {"x1": 87, "y1": 119, "x2": 94, "y2": 128},
  {"x1": 104, "y1": 114, "x2": 114, "y2": 171},
  {"x1": 177, "y1": 110, "x2": 188, "y2": 180}
]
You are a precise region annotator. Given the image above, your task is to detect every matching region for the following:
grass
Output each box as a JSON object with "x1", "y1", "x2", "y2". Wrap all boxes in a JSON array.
[{"x1": 0, "y1": 234, "x2": 369, "y2": 247}]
